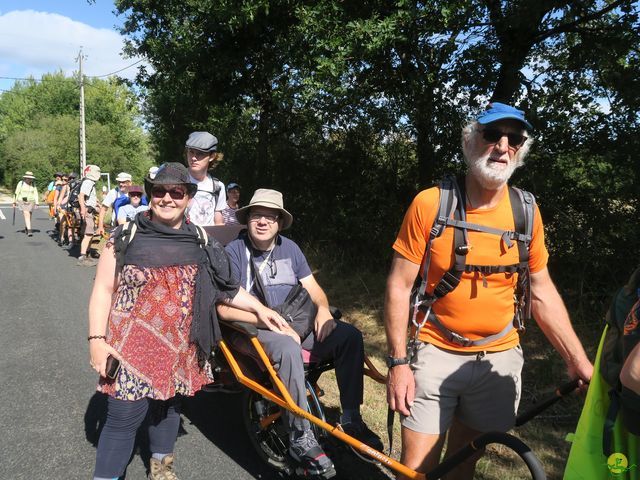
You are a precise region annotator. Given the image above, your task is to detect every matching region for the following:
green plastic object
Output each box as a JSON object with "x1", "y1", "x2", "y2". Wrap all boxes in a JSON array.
[{"x1": 564, "y1": 325, "x2": 639, "y2": 479}]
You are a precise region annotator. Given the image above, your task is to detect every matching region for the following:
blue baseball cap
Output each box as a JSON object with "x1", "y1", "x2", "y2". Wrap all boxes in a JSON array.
[
  {"x1": 476, "y1": 102, "x2": 533, "y2": 131},
  {"x1": 227, "y1": 182, "x2": 241, "y2": 191}
]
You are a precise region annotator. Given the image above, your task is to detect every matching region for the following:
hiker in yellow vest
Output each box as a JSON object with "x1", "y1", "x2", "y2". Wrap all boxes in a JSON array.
[{"x1": 13, "y1": 171, "x2": 39, "y2": 237}]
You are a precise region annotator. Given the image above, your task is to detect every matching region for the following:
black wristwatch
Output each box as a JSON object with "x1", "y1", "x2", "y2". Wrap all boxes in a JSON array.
[{"x1": 386, "y1": 356, "x2": 409, "y2": 368}]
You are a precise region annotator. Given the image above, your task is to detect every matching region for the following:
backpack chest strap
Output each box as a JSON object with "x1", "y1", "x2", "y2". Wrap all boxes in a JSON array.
[{"x1": 438, "y1": 216, "x2": 531, "y2": 247}]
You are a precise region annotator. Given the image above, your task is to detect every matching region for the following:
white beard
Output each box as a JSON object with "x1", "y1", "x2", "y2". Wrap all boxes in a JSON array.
[{"x1": 467, "y1": 152, "x2": 521, "y2": 190}]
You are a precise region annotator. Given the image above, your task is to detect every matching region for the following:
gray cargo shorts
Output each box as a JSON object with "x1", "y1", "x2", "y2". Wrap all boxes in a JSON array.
[{"x1": 401, "y1": 342, "x2": 524, "y2": 434}]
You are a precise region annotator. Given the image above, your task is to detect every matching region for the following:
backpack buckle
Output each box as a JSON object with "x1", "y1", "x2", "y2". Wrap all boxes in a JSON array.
[{"x1": 448, "y1": 331, "x2": 473, "y2": 347}]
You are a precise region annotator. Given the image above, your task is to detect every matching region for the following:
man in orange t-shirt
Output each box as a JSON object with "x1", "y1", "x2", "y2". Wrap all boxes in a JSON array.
[{"x1": 384, "y1": 103, "x2": 593, "y2": 479}]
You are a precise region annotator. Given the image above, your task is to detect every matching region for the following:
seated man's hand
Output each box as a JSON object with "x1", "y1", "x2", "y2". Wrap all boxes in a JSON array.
[
  {"x1": 315, "y1": 316, "x2": 336, "y2": 342},
  {"x1": 257, "y1": 308, "x2": 301, "y2": 344}
]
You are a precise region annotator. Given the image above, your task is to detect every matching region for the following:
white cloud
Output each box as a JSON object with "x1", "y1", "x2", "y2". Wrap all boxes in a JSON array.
[{"x1": 0, "y1": 10, "x2": 144, "y2": 81}]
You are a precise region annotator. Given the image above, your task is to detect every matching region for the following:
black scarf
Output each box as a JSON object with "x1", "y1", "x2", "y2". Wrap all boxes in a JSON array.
[{"x1": 113, "y1": 213, "x2": 239, "y2": 364}]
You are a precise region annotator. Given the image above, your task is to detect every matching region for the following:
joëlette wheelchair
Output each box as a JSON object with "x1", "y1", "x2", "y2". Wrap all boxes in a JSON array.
[
  {"x1": 200, "y1": 225, "x2": 552, "y2": 479},
  {"x1": 206, "y1": 315, "x2": 549, "y2": 480}
]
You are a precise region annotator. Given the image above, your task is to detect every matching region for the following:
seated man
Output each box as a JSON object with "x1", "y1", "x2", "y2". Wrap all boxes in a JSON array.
[{"x1": 218, "y1": 189, "x2": 383, "y2": 476}]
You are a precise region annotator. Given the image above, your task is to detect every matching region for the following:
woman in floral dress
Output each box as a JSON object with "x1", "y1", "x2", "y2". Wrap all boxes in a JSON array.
[{"x1": 88, "y1": 163, "x2": 289, "y2": 480}]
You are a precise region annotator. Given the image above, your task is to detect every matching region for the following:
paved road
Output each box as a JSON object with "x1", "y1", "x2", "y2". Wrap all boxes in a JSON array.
[{"x1": 0, "y1": 206, "x2": 390, "y2": 480}]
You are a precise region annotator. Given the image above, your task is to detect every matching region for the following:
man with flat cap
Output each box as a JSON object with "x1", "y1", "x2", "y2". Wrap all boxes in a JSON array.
[
  {"x1": 185, "y1": 131, "x2": 226, "y2": 226},
  {"x1": 385, "y1": 103, "x2": 593, "y2": 478}
]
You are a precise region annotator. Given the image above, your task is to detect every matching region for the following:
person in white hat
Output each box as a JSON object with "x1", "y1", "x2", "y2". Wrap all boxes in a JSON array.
[
  {"x1": 77, "y1": 165, "x2": 101, "y2": 266},
  {"x1": 13, "y1": 171, "x2": 39, "y2": 236},
  {"x1": 184, "y1": 131, "x2": 227, "y2": 226},
  {"x1": 97, "y1": 172, "x2": 132, "y2": 235}
]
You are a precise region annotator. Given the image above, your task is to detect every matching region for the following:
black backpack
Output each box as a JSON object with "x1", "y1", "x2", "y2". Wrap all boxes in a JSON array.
[
  {"x1": 67, "y1": 179, "x2": 83, "y2": 208},
  {"x1": 68, "y1": 178, "x2": 94, "y2": 208},
  {"x1": 600, "y1": 266, "x2": 640, "y2": 454}
]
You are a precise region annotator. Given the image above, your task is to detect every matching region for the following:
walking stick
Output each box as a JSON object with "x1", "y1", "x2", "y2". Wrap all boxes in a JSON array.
[
  {"x1": 12, "y1": 204, "x2": 16, "y2": 225},
  {"x1": 515, "y1": 379, "x2": 580, "y2": 426}
]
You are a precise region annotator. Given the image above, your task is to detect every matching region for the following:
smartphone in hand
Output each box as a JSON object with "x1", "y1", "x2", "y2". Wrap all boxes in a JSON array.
[{"x1": 105, "y1": 355, "x2": 121, "y2": 380}]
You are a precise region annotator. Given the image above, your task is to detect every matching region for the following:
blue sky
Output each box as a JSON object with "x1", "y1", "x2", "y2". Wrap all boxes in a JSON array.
[{"x1": 0, "y1": 1, "x2": 144, "y2": 92}]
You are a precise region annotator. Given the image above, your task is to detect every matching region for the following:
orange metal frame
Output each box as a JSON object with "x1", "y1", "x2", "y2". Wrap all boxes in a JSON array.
[{"x1": 217, "y1": 336, "x2": 427, "y2": 480}]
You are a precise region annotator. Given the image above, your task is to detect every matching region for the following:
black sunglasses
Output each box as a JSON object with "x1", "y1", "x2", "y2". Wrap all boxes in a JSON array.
[
  {"x1": 151, "y1": 186, "x2": 187, "y2": 200},
  {"x1": 481, "y1": 128, "x2": 527, "y2": 149}
]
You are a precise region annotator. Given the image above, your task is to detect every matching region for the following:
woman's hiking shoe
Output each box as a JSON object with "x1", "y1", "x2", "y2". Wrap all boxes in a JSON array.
[
  {"x1": 341, "y1": 420, "x2": 384, "y2": 452},
  {"x1": 148, "y1": 454, "x2": 179, "y2": 480},
  {"x1": 289, "y1": 430, "x2": 335, "y2": 478}
]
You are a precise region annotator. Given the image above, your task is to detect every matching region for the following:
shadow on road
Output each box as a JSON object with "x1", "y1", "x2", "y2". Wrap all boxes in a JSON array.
[
  {"x1": 82, "y1": 387, "x2": 392, "y2": 479},
  {"x1": 84, "y1": 392, "x2": 108, "y2": 447},
  {"x1": 183, "y1": 391, "x2": 392, "y2": 480},
  {"x1": 181, "y1": 391, "x2": 278, "y2": 479}
]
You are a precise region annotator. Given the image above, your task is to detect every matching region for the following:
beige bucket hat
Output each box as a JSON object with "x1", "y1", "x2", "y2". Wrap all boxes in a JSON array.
[{"x1": 235, "y1": 189, "x2": 293, "y2": 230}]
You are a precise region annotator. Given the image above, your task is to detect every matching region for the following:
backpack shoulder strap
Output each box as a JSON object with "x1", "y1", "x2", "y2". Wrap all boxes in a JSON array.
[
  {"x1": 414, "y1": 175, "x2": 460, "y2": 302},
  {"x1": 507, "y1": 186, "x2": 536, "y2": 324},
  {"x1": 212, "y1": 178, "x2": 221, "y2": 206},
  {"x1": 508, "y1": 186, "x2": 536, "y2": 262},
  {"x1": 114, "y1": 221, "x2": 137, "y2": 267},
  {"x1": 193, "y1": 224, "x2": 208, "y2": 248}
]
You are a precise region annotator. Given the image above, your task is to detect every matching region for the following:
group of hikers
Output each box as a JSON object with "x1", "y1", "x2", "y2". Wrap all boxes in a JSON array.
[
  {"x1": 13, "y1": 103, "x2": 637, "y2": 479},
  {"x1": 11, "y1": 133, "x2": 243, "y2": 267}
]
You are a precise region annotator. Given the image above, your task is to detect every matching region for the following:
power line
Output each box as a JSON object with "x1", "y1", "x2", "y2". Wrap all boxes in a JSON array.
[
  {"x1": 89, "y1": 59, "x2": 145, "y2": 78},
  {"x1": 0, "y1": 76, "x2": 42, "y2": 81},
  {"x1": 0, "y1": 59, "x2": 145, "y2": 83}
]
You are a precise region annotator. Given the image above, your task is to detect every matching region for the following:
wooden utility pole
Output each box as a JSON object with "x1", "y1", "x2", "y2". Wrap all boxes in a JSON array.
[{"x1": 76, "y1": 48, "x2": 87, "y2": 174}]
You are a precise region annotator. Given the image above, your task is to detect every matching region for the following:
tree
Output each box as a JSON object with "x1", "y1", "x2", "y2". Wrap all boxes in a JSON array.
[
  {"x1": 0, "y1": 72, "x2": 152, "y2": 189},
  {"x1": 114, "y1": 0, "x2": 638, "y2": 287}
]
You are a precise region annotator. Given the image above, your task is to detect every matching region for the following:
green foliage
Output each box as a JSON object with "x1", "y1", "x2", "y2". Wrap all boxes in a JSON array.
[
  {"x1": 115, "y1": 0, "x2": 638, "y2": 324},
  {"x1": 0, "y1": 72, "x2": 152, "y2": 190}
]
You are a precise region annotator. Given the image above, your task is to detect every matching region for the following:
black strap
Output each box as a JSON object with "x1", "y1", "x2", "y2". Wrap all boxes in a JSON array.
[
  {"x1": 509, "y1": 186, "x2": 534, "y2": 324},
  {"x1": 248, "y1": 249, "x2": 273, "y2": 309},
  {"x1": 432, "y1": 176, "x2": 466, "y2": 299},
  {"x1": 414, "y1": 176, "x2": 458, "y2": 305},
  {"x1": 386, "y1": 407, "x2": 395, "y2": 454},
  {"x1": 603, "y1": 388, "x2": 621, "y2": 457}
]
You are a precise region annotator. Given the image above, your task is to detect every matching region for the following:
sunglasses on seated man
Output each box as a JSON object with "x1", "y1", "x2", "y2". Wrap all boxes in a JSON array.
[{"x1": 480, "y1": 128, "x2": 528, "y2": 149}]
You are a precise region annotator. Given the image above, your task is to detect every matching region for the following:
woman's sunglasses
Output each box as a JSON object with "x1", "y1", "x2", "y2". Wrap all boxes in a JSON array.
[
  {"x1": 480, "y1": 128, "x2": 527, "y2": 149},
  {"x1": 150, "y1": 186, "x2": 187, "y2": 200}
]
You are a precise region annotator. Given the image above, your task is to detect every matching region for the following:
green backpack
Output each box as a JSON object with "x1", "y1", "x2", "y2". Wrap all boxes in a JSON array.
[{"x1": 600, "y1": 266, "x2": 640, "y2": 454}]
